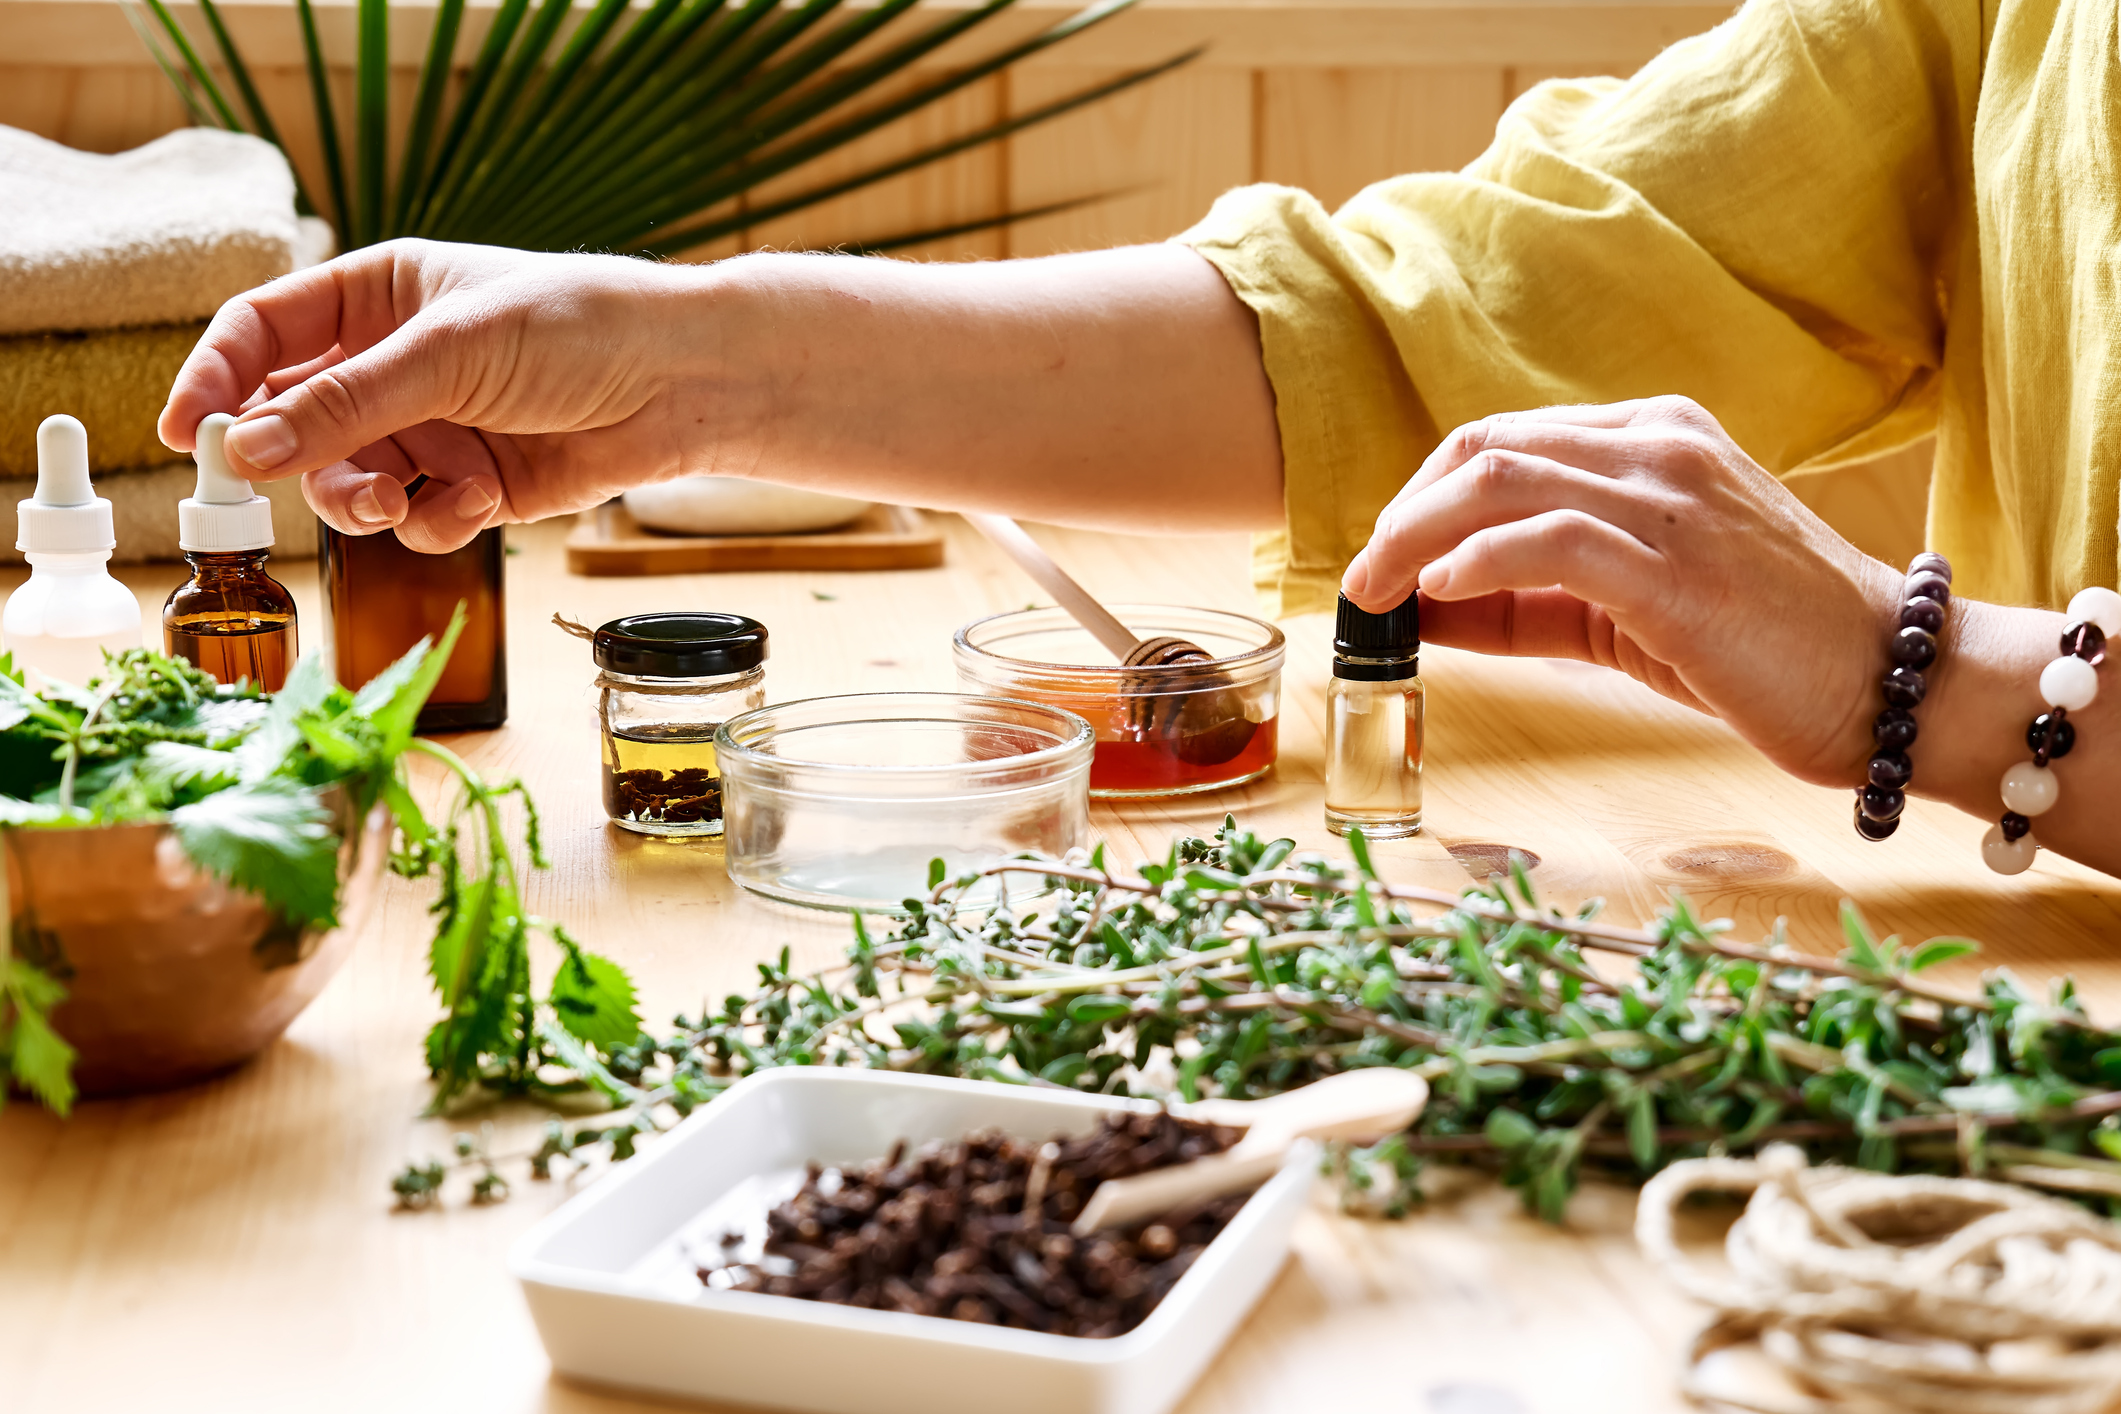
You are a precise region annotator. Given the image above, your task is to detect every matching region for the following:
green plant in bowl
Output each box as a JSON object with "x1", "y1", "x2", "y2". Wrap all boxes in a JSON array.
[
  {"x1": 129, "y1": 0, "x2": 1192, "y2": 257},
  {"x1": 0, "y1": 610, "x2": 637, "y2": 1112}
]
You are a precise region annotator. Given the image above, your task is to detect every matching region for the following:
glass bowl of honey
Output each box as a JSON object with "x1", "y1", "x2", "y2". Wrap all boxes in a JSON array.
[
  {"x1": 953, "y1": 606, "x2": 1284, "y2": 798},
  {"x1": 715, "y1": 692, "x2": 1093, "y2": 913}
]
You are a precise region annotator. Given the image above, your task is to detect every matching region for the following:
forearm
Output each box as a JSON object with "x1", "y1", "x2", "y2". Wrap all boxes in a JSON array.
[
  {"x1": 1916, "y1": 599, "x2": 2118, "y2": 874},
  {"x1": 675, "y1": 244, "x2": 1285, "y2": 533}
]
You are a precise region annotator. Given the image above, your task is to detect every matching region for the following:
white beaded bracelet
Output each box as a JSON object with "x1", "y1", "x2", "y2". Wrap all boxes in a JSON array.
[{"x1": 1982, "y1": 586, "x2": 2121, "y2": 874}]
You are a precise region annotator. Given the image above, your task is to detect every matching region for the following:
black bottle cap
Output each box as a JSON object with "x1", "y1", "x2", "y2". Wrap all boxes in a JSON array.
[
  {"x1": 594, "y1": 612, "x2": 768, "y2": 678},
  {"x1": 1333, "y1": 592, "x2": 1419, "y2": 681}
]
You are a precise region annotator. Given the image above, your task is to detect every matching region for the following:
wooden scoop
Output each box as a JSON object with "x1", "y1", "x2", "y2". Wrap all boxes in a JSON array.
[
  {"x1": 964, "y1": 514, "x2": 1258, "y2": 766},
  {"x1": 1070, "y1": 1068, "x2": 1430, "y2": 1235}
]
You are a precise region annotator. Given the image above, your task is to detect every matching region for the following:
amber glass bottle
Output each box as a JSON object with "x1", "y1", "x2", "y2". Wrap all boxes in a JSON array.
[
  {"x1": 320, "y1": 524, "x2": 507, "y2": 730},
  {"x1": 164, "y1": 550, "x2": 298, "y2": 691},
  {"x1": 163, "y1": 413, "x2": 297, "y2": 691}
]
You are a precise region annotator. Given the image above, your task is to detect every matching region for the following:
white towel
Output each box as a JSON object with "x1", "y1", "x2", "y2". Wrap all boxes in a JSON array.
[{"x1": 0, "y1": 126, "x2": 300, "y2": 336}]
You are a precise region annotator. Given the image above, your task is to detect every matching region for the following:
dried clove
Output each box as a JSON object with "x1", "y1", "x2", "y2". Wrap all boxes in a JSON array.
[{"x1": 699, "y1": 1111, "x2": 1253, "y2": 1338}]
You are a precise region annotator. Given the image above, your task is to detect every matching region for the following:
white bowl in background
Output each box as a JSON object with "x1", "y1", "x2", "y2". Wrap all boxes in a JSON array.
[
  {"x1": 512, "y1": 1067, "x2": 1316, "y2": 1414},
  {"x1": 624, "y1": 476, "x2": 873, "y2": 535}
]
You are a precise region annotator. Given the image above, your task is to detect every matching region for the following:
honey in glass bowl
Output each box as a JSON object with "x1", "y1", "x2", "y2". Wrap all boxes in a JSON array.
[{"x1": 953, "y1": 605, "x2": 1285, "y2": 798}]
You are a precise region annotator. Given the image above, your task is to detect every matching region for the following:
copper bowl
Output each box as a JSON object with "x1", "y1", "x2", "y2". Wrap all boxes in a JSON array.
[{"x1": 7, "y1": 799, "x2": 393, "y2": 1097}]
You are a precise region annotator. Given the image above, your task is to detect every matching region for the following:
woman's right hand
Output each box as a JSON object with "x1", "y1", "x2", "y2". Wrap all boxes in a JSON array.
[{"x1": 157, "y1": 239, "x2": 735, "y2": 552}]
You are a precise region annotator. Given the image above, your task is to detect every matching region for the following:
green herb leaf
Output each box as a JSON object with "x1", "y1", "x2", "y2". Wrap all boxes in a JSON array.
[
  {"x1": 1839, "y1": 900, "x2": 1888, "y2": 972},
  {"x1": 170, "y1": 778, "x2": 340, "y2": 927},
  {"x1": 5, "y1": 994, "x2": 77, "y2": 1116},
  {"x1": 354, "y1": 603, "x2": 467, "y2": 760},
  {"x1": 550, "y1": 945, "x2": 641, "y2": 1048},
  {"x1": 1065, "y1": 995, "x2": 1133, "y2": 1025},
  {"x1": 1904, "y1": 937, "x2": 1980, "y2": 974}
]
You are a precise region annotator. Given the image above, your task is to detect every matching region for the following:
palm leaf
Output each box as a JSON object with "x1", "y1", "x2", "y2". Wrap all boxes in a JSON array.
[
  {"x1": 635, "y1": 57, "x2": 1193, "y2": 258},
  {"x1": 463, "y1": 0, "x2": 727, "y2": 231},
  {"x1": 138, "y1": 0, "x2": 243, "y2": 130},
  {"x1": 391, "y1": 0, "x2": 467, "y2": 232},
  {"x1": 293, "y1": 0, "x2": 351, "y2": 242},
  {"x1": 355, "y1": 0, "x2": 389, "y2": 247},
  {"x1": 582, "y1": 2, "x2": 1169, "y2": 251},
  {"x1": 136, "y1": 0, "x2": 1198, "y2": 260},
  {"x1": 118, "y1": 1, "x2": 220, "y2": 130}
]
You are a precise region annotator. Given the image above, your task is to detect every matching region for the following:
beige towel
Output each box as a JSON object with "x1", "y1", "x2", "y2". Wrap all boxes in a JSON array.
[
  {"x1": 0, "y1": 462, "x2": 317, "y2": 565},
  {"x1": 0, "y1": 127, "x2": 299, "y2": 336},
  {"x1": 0, "y1": 322, "x2": 206, "y2": 477}
]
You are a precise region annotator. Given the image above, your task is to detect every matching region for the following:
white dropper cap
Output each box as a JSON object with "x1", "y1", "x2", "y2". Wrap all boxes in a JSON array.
[
  {"x1": 17, "y1": 414, "x2": 116, "y2": 554},
  {"x1": 179, "y1": 413, "x2": 275, "y2": 554}
]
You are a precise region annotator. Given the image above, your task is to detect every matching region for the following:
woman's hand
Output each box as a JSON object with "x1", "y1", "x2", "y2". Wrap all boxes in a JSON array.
[
  {"x1": 1341, "y1": 397, "x2": 1901, "y2": 787},
  {"x1": 158, "y1": 239, "x2": 731, "y2": 552}
]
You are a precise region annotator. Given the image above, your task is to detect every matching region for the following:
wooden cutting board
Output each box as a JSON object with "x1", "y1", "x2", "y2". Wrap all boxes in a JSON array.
[{"x1": 564, "y1": 501, "x2": 944, "y2": 576}]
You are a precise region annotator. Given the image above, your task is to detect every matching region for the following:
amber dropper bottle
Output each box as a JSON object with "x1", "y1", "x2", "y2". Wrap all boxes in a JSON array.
[
  {"x1": 1324, "y1": 591, "x2": 1423, "y2": 838},
  {"x1": 163, "y1": 413, "x2": 296, "y2": 691}
]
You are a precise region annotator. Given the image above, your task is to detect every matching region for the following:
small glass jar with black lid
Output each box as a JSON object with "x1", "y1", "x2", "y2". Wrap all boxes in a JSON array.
[{"x1": 594, "y1": 612, "x2": 768, "y2": 837}]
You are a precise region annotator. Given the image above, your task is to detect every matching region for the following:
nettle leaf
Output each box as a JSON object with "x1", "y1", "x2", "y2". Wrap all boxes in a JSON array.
[
  {"x1": 237, "y1": 651, "x2": 337, "y2": 781},
  {"x1": 6, "y1": 998, "x2": 77, "y2": 1116},
  {"x1": 550, "y1": 946, "x2": 641, "y2": 1047},
  {"x1": 170, "y1": 778, "x2": 340, "y2": 927},
  {"x1": 355, "y1": 604, "x2": 467, "y2": 760},
  {"x1": 138, "y1": 740, "x2": 243, "y2": 799}
]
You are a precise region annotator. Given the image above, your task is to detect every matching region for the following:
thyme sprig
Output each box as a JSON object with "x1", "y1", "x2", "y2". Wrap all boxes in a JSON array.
[{"x1": 398, "y1": 816, "x2": 2121, "y2": 1219}]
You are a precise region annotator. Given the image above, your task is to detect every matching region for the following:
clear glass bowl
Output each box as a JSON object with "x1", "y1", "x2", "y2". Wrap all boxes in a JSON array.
[
  {"x1": 953, "y1": 606, "x2": 1285, "y2": 798},
  {"x1": 715, "y1": 692, "x2": 1094, "y2": 913}
]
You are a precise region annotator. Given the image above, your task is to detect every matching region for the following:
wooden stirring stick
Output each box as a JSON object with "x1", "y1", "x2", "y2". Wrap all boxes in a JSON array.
[
  {"x1": 963, "y1": 513, "x2": 1259, "y2": 764},
  {"x1": 1071, "y1": 1069, "x2": 1430, "y2": 1235}
]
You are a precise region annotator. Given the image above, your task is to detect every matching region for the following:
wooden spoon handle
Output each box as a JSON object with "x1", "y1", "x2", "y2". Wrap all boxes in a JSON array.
[
  {"x1": 1071, "y1": 1145, "x2": 1291, "y2": 1236},
  {"x1": 964, "y1": 513, "x2": 1142, "y2": 663}
]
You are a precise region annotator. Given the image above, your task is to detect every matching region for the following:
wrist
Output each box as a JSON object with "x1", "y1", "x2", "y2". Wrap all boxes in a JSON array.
[
  {"x1": 1909, "y1": 598, "x2": 2065, "y2": 816},
  {"x1": 652, "y1": 255, "x2": 785, "y2": 482}
]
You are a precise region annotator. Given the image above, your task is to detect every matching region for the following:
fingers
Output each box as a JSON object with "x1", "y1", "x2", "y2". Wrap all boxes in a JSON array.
[
  {"x1": 1346, "y1": 451, "x2": 1649, "y2": 612},
  {"x1": 1342, "y1": 397, "x2": 1724, "y2": 610},
  {"x1": 298, "y1": 420, "x2": 507, "y2": 551},
  {"x1": 304, "y1": 459, "x2": 413, "y2": 534},
  {"x1": 160, "y1": 254, "x2": 390, "y2": 452},
  {"x1": 1419, "y1": 509, "x2": 1670, "y2": 618}
]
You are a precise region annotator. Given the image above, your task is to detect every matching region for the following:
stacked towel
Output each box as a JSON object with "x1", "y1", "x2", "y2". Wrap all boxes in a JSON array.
[{"x1": 0, "y1": 125, "x2": 312, "y2": 562}]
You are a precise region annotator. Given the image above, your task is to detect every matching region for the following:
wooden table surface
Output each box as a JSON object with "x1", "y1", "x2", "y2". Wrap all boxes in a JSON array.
[{"x1": 4, "y1": 513, "x2": 2119, "y2": 1414}]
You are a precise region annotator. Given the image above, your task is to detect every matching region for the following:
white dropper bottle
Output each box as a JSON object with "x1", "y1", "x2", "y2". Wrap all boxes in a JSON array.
[{"x1": 2, "y1": 415, "x2": 142, "y2": 691}]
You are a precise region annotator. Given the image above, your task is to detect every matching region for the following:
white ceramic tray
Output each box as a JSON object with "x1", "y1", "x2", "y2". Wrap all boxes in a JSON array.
[{"x1": 512, "y1": 1068, "x2": 1316, "y2": 1414}]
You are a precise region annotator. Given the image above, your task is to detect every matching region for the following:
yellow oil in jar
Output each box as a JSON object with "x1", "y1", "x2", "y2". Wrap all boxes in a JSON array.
[{"x1": 601, "y1": 724, "x2": 723, "y2": 835}]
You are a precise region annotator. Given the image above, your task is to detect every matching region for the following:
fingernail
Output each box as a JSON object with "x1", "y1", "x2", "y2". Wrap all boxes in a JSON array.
[
  {"x1": 1341, "y1": 557, "x2": 1370, "y2": 601},
  {"x1": 454, "y1": 480, "x2": 498, "y2": 520},
  {"x1": 226, "y1": 414, "x2": 296, "y2": 471},
  {"x1": 1418, "y1": 562, "x2": 1451, "y2": 597},
  {"x1": 350, "y1": 483, "x2": 391, "y2": 528}
]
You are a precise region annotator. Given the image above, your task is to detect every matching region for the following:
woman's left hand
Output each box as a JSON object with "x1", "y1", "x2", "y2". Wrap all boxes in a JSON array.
[{"x1": 1340, "y1": 396, "x2": 1901, "y2": 787}]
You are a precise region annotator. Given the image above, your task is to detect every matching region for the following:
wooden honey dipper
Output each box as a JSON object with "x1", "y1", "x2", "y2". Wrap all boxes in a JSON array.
[{"x1": 965, "y1": 514, "x2": 1258, "y2": 766}]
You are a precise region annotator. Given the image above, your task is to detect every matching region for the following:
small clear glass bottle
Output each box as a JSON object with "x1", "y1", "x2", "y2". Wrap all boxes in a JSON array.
[
  {"x1": 594, "y1": 612, "x2": 768, "y2": 837},
  {"x1": 1324, "y1": 592, "x2": 1423, "y2": 838},
  {"x1": 163, "y1": 412, "x2": 296, "y2": 691}
]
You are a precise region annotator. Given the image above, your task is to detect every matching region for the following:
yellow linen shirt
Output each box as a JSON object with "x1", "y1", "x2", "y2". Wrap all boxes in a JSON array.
[{"x1": 1184, "y1": 0, "x2": 2121, "y2": 618}]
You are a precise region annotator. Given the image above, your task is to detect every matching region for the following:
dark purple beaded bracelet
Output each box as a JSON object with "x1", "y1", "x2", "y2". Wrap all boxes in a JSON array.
[{"x1": 1855, "y1": 551, "x2": 1952, "y2": 841}]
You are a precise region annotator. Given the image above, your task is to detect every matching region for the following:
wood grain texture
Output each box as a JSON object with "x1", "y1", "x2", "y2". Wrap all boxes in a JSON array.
[
  {"x1": 1004, "y1": 65, "x2": 1253, "y2": 255},
  {"x1": 2, "y1": 514, "x2": 2117, "y2": 1414},
  {"x1": 1257, "y1": 65, "x2": 1510, "y2": 210},
  {"x1": 564, "y1": 502, "x2": 944, "y2": 575}
]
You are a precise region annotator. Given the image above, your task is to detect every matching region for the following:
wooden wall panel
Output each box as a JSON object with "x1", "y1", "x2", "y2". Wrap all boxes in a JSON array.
[
  {"x1": 0, "y1": 64, "x2": 189, "y2": 152},
  {"x1": 1257, "y1": 66, "x2": 1509, "y2": 211},
  {"x1": 742, "y1": 78, "x2": 1009, "y2": 263},
  {"x1": 1003, "y1": 66, "x2": 1252, "y2": 257}
]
